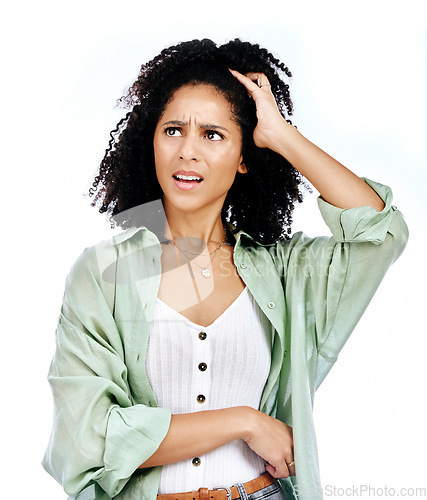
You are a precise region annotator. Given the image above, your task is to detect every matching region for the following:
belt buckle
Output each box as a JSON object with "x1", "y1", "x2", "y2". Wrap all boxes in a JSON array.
[{"x1": 213, "y1": 486, "x2": 232, "y2": 500}]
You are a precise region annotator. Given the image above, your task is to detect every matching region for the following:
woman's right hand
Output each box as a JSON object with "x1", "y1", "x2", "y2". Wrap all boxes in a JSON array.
[{"x1": 242, "y1": 407, "x2": 295, "y2": 478}]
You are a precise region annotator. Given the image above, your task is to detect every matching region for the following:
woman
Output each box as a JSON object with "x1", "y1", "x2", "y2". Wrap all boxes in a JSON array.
[{"x1": 43, "y1": 39, "x2": 408, "y2": 500}]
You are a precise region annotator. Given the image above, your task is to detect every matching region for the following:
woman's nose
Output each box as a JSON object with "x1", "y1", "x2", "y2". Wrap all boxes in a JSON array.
[{"x1": 179, "y1": 134, "x2": 199, "y2": 161}]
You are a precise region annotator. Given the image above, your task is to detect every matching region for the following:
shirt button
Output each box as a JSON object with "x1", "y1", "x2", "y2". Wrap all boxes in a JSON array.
[
  {"x1": 197, "y1": 394, "x2": 206, "y2": 403},
  {"x1": 198, "y1": 332, "x2": 207, "y2": 340},
  {"x1": 240, "y1": 263, "x2": 247, "y2": 269},
  {"x1": 192, "y1": 457, "x2": 201, "y2": 467},
  {"x1": 267, "y1": 301, "x2": 275, "y2": 309},
  {"x1": 198, "y1": 362, "x2": 207, "y2": 371}
]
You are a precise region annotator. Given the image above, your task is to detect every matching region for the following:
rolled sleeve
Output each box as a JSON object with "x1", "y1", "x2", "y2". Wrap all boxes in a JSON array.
[
  {"x1": 317, "y1": 178, "x2": 397, "y2": 244},
  {"x1": 99, "y1": 404, "x2": 171, "y2": 496}
]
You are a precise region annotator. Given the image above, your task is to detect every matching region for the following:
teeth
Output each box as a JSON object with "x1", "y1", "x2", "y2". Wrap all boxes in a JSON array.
[{"x1": 175, "y1": 174, "x2": 202, "y2": 181}]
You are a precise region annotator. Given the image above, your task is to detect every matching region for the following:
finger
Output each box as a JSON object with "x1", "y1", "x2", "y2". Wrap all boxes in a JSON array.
[
  {"x1": 285, "y1": 457, "x2": 296, "y2": 476},
  {"x1": 228, "y1": 69, "x2": 261, "y2": 94},
  {"x1": 244, "y1": 72, "x2": 271, "y2": 88},
  {"x1": 228, "y1": 69, "x2": 272, "y2": 99},
  {"x1": 265, "y1": 463, "x2": 280, "y2": 478},
  {"x1": 266, "y1": 461, "x2": 290, "y2": 479}
]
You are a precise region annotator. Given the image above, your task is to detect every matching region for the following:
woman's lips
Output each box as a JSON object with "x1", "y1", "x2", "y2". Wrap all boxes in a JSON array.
[
  {"x1": 173, "y1": 169, "x2": 203, "y2": 178},
  {"x1": 172, "y1": 176, "x2": 203, "y2": 191},
  {"x1": 172, "y1": 170, "x2": 204, "y2": 191}
]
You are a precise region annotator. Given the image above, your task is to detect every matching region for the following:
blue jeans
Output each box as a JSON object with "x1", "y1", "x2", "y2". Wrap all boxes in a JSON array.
[{"x1": 233, "y1": 478, "x2": 298, "y2": 500}]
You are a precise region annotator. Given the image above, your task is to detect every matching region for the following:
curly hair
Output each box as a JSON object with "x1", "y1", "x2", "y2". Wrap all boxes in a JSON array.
[{"x1": 89, "y1": 38, "x2": 307, "y2": 244}]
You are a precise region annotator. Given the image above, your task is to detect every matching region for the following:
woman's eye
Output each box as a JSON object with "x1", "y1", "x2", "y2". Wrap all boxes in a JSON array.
[
  {"x1": 165, "y1": 127, "x2": 182, "y2": 137},
  {"x1": 206, "y1": 130, "x2": 223, "y2": 141}
]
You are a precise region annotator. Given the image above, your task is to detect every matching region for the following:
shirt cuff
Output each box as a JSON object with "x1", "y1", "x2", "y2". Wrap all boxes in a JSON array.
[
  {"x1": 317, "y1": 178, "x2": 396, "y2": 244},
  {"x1": 97, "y1": 404, "x2": 171, "y2": 497}
]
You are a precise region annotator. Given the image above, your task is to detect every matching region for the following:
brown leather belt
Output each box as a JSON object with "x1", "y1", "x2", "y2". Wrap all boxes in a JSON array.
[{"x1": 156, "y1": 472, "x2": 276, "y2": 500}]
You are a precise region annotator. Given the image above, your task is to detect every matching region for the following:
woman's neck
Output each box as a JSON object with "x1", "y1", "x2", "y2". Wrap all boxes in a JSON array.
[{"x1": 161, "y1": 206, "x2": 229, "y2": 254}]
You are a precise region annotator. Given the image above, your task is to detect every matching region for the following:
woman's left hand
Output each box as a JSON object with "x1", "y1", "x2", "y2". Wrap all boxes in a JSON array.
[{"x1": 229, "y1": 69, "x2": 289, "y2": 152}]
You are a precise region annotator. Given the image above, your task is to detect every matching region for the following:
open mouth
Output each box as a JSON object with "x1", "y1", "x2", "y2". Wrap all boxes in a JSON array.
[{"x1": 172, "y1": 175, "x2": 203, "y2": 183}]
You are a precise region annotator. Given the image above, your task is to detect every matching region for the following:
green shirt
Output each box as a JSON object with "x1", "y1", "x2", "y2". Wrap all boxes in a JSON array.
[{"x1": 42, "y1": 178, "x2": 408, "y2": 500}]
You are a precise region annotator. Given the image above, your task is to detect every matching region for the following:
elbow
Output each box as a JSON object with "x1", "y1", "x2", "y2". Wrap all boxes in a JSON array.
[
  {"x1": 393, "y1": 212, "x2": 409, "y2": 258},
  {"x1": 384, "y1": 210, "x2": 409, "y2": 264}
]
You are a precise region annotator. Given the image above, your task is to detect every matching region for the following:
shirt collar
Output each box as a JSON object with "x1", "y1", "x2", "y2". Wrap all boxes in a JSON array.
[
  {"x1": 111, "y1": 221, "x2": 255, "y2": 247},
  {"x1": 111, "y1": 226, "x2": 147, "y2": 245}
]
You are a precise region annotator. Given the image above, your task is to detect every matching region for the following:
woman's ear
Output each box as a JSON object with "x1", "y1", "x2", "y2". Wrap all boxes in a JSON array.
[{"x1": 238, "y1": 160, "x2": 247, "y2": 174}]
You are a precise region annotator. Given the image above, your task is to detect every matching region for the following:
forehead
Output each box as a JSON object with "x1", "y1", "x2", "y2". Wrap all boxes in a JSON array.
[{"x1": 161, "y1": 84, "x2": 236, "y2": 123}]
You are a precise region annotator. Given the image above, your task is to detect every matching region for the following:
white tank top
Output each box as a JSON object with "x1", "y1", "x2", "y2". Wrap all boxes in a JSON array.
[{"x1": 146, "y1": 286, "x2": 272, "y2": 493}]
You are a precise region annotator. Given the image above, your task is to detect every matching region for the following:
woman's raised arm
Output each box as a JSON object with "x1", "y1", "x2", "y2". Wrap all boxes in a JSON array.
[{"x1": 229, "y1": 69, "x2": 385, "y2": 212}]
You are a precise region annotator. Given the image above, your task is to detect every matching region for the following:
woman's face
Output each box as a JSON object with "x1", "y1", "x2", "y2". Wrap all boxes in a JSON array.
[{"x1": 153, "y1": 84, "x2": 247, "y2": 218}]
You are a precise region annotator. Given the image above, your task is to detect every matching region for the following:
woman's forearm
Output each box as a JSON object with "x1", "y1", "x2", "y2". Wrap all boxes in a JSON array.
[
  {"x1": 275, "y1": 123, "x2": 385, "y2": 212},
  {"x1": 138, "y1": 405, "x2": 294, "y2": 479},
  {"x1": 138, "y1": 406, "x2": 249, "y2": 468}
]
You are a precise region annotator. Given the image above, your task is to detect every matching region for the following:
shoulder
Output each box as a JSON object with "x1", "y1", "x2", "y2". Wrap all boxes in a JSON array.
[
  {"x1": 235, "y1": 229, "x2": 328, "y2": 274},
  {"x1": 67, "y1": 236, "x2": 117, "y2": 286},
  {"x1": 65, "y1": 226, "x2": 164, "y2": 304},
  {"x1": 61, "y1": 228, "x2": 148, "y2": 324},
  {"x1": 68, "y1": 227, "x2": 150, "y2": 281}
]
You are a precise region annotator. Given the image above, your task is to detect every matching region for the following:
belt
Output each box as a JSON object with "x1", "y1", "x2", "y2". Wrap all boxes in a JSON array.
[{"x1": 156, "y1": 472, "x2": 276, "y2": 500}]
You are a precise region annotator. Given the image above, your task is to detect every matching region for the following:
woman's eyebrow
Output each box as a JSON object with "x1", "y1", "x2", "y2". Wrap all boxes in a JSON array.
[
  {"x1": 161, "y1": 120, "x2": 230, "y2": 133},
  {"x1": 161, "y1": 120, "x2": 186, "y2": 127},
  {"x1": 199, "y1": 123, "x2": 230, "y2": 133}
]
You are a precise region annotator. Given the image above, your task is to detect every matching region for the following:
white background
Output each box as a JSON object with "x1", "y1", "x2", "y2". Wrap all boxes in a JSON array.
[{"x1": 1, "y1": 0, "x2": 426, "y2": 498}]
